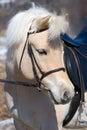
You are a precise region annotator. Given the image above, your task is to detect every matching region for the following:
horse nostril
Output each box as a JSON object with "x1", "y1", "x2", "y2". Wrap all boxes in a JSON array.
[
  {"x1": 62, "y1": 91, "x2": 70, "y2": 103},
  {"x1": 64, "y1": 91, "x2": 68, "y2": 99}
]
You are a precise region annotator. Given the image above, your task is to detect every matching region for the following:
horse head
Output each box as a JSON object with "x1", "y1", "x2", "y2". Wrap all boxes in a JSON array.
[{"x1": 6, "y1": 7, "x2": 74, "y2": 104}]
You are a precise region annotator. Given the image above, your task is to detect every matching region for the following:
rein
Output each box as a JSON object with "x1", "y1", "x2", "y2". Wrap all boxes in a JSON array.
[
  {"x1": 0, "y1": 78, "x2": 37, "y2": 87},
  {"x1": 0, "y1": 32, "x2": 37, "y2": 87}
]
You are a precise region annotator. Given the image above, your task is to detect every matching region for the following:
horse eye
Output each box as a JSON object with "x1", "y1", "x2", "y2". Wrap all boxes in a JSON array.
[{"x1": 36, "y1": 49, "x2": 47, "y2": 55}]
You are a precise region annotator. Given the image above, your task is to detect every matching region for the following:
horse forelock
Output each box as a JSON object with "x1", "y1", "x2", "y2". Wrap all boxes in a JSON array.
[{"x1": 6, "y1": 6, "x2": 69, "y2": 47}]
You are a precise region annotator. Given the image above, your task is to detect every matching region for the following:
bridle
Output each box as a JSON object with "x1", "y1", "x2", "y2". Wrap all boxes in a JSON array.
[
  {"x1": 19, "y1": 31, "x2": 65, "y2": 90},
  {"x1": 0, "y1": 30, "x2": 65, "y2": 91}
]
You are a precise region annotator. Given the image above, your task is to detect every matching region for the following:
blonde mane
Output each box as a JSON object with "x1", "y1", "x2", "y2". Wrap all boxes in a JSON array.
[{"x1": 6, "y1": 6, "x2": 69, "y2": 46}]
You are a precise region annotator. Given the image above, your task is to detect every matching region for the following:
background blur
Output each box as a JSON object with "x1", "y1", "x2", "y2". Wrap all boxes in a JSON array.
[
  {"x1": 0, "y1": 0, "x2": 87, "y2": 121},
  {"x1": 0, "y1": 0, "x2": 87, "y2": 34}
]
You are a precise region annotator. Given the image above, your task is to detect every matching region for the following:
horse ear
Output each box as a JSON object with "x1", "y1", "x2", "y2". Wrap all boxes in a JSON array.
[{"x1": 36, "y1": 16, "x2": 51, "y2": 31}]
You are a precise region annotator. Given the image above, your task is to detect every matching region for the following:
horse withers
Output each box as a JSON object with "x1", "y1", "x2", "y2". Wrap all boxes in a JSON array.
[{"x1": 4, "y1": 6, "x2": 74, "y2": 130}]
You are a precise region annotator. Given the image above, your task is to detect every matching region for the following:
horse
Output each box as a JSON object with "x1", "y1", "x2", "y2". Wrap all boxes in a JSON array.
[{"x1": 4, "y1": 6, "x2": 75, "y2": 130}]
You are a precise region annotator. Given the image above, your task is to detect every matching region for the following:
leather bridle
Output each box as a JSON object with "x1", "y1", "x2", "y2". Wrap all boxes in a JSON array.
[
  {"x1": 19, "y1": 31, "x2": 65, "y2": 90},
  {"x1": 0, "y1": 30, "x2": 65, "y2": 91}
]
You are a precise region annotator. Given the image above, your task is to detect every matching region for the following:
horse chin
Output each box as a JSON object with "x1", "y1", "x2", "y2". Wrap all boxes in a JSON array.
[
  {"x1": 47, "y1": 90, "x2": 71, "y2": 105},
  {"x1": 61, "y1": 98, "x2": 71, "y2": 104},
  {"x1": 41, "y1": 89, "x2": 59, "y2": 104},
  {"x1": 45, "y1": 90, "x2": 59, "y2": 104}
]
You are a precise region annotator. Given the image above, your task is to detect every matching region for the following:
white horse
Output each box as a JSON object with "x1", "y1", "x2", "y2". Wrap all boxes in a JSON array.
[{"x1": 4, "y1": 6, "x2": 75, "y2": 130}]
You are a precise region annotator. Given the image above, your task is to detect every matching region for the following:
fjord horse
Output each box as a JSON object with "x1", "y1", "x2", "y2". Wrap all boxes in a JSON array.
[{"x1": 5, "y1": 6, "x2": 74, "y2": 130}]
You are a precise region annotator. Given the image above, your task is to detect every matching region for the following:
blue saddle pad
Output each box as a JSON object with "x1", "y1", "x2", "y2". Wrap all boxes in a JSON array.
[
  {"x1": 78, "y1": 45, "x2": 87, "y2": 90},
  {"x1": 61, "y1": 28, "x2": 87, "y2": 47},
  {"x1": 61, "y1": 28, "x2": 87, "y2": 90}
]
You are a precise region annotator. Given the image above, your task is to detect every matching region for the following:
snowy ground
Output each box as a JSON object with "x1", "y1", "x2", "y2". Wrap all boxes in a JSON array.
[
  {"x1": 0, "y1": 118, "x2": 16, "y2": 130},
  {"x1": 0, "y1": 37, "x2": 7, "y2": 60},
  {"x1": 0, "y1": 118, "x2": 86, "y2": 130}
]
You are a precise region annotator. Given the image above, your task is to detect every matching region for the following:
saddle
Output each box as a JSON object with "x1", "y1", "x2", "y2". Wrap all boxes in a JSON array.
[
  {"x1": 60, "y1": 28, "x2": 87, "y2": 126},
  {"x1": 62, "y1": 29, "x2": 87, "y2": 90}
]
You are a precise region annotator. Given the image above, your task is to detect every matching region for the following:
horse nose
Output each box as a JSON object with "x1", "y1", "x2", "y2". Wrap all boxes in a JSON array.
[{"x1": 61, "y1": 91, "x2": 72, "y2": 104}]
